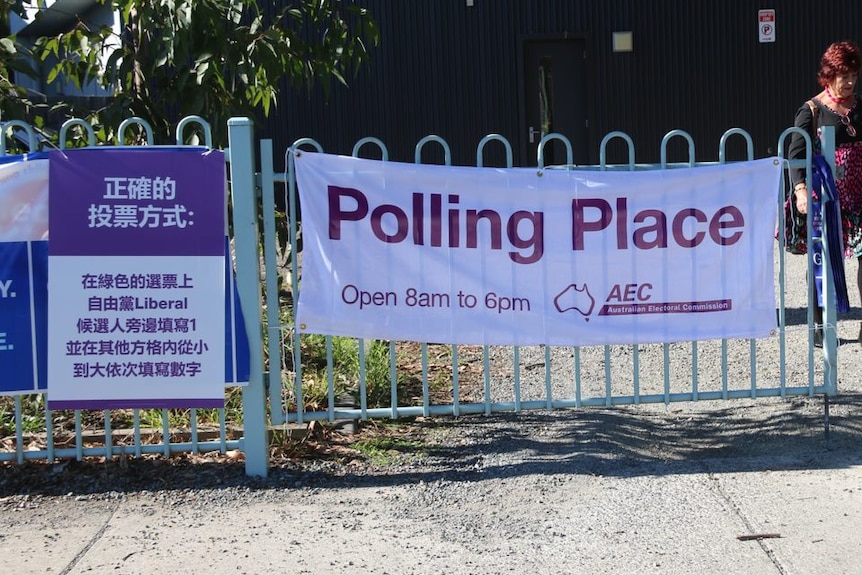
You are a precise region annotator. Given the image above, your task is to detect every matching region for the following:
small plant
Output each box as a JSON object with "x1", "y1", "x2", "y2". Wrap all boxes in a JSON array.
[
  {"x1": 295, "y1": 333, "x2": 392, "y2": 409},
  {"x1": 0, "y1": 394, "x2": 47, "y2": 436},
  {"x1": 352, "y1": 434, "x2": 427, "y2": 465}
]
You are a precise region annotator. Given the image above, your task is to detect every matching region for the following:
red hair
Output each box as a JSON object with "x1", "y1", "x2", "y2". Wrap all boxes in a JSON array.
[{"x1": 818, "y1": 41, "x2": 862, "y2": 87}]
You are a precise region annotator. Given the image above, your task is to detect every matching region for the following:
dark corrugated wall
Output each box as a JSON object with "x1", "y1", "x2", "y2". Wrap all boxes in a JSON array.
[{"x1": 259, "y1": 1, "x2": 862, "y2": 169}]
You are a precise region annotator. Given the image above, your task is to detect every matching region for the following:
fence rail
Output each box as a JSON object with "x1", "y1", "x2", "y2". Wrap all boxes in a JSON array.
[{"x1": 224, "y1": 120, "x2": 838, "y2": 455}]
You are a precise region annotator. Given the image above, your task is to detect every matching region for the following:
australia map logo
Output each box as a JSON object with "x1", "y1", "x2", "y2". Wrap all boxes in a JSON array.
[{"x1": 554, "y1": 284, "x2": 596, "y2": 321}]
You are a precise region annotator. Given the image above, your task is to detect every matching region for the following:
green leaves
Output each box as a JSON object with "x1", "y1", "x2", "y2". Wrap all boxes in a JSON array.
[
  {"x1": 0, "y1": 0, "x2": 377, "y2": 146},
  {"x1": 7, "y1": 0, "x2": 378, "y2": 146},
  {"x1": 0, "y1": 37, "x2": 15, "y2": 55}
]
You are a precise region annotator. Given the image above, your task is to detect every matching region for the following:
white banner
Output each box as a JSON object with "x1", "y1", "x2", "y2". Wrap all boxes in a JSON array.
[{"x1": 295, "y1": 153, "x2": 781, "y2": 346}]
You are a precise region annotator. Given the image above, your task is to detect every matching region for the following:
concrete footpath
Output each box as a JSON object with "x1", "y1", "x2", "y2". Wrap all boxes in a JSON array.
[{"x1": 2, "y1": 444, "x2": 861, "y2": 575}]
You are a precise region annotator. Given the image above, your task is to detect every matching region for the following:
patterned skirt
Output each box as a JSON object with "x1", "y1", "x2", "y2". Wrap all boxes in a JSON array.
[{"x1": 835, "y1": 141, "x2": 862, "y2": 258}]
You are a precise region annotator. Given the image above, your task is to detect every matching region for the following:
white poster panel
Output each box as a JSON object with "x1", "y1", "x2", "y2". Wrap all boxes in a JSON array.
[
  {"x1": 48, "y1": 256, "x2": 224, "y2": 407},
  {"x1": 295, "y1": 153, "x2": 781, "y2": 347}
]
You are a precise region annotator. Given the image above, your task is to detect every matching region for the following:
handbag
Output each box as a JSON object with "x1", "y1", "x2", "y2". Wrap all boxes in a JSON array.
[
  {"x1": 783, "y1": 99, "x2": 819, "y2": 254},
  {"x1": 783, "y1": 184, "x2": 808, "y2": 254}
]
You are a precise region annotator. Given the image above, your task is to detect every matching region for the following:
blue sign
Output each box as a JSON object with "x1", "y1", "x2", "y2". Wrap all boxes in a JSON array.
[
  {"x1": 0, "y1": 240, "x2": 48, "y2": 393},
  {"x1": 224, "y1": 235, "x2": 251, "y2": 384}
]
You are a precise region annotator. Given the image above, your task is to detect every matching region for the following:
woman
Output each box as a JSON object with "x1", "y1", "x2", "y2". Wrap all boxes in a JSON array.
[{"x1": 788, "y1": 40, "x2": 862, "y2": 346}]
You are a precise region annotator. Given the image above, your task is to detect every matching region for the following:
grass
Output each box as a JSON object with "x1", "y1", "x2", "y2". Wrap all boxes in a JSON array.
[
  {"x1": 0, "y1": 396, "x2": 45, "y2": 435},
  {"x1": 351, "y1": 434, "x2": 427, "y2": 465},
  {"x1": 288, "y1": 334, "x2": 485, "y2": 412}
]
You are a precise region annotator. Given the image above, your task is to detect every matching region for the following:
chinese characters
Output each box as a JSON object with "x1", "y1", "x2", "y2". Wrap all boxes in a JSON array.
[
  {"x1": 67, "y1": 271, "x2": 205, "y2": 379},
  {"x1": 88, "y1": 176, "x2": 195, "y2": 229}
]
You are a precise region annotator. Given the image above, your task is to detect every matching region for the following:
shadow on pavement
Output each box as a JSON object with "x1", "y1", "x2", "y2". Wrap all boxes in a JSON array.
[{"x1": 3, "y1": 393, "x2": 862, "y2": 497}]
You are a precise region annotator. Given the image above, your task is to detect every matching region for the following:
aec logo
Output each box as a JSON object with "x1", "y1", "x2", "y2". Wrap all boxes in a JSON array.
[{"x1": 554, "y1": 282, "x2": 652, "y2": 321}]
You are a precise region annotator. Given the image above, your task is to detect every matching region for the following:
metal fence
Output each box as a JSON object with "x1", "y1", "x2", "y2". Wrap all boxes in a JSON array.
[
  {"x1": 225, "y1": 117, "x2": 838, "y2": 483},
  {"x1": 0, "y1": 117, "x2": 836, "y2": 479},
  {"x1": 0, "y1": 117, "x2": 245, "y2": 468}
]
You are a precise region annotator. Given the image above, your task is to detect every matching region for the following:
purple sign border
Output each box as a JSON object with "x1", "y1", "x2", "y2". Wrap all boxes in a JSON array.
[
  {"x1": 47, "y1": 148, "x2": 227, "y2": 410},
  {"x1": 49, "y1": 398, "x2": 225, "y2": 410}
]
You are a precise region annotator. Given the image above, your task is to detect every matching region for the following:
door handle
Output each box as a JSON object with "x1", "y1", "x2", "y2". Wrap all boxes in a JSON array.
[{"x1": 529, "y1": 126, "x2": 541, "y2": 144}]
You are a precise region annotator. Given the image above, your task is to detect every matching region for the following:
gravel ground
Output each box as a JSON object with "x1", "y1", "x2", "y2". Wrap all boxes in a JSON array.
[
  {"x1": 2, "y1": 392, "x2": 861, "y2": 574},
  {"x1": 2, "y1": 253, "x2": 862, "y2": 574},
  {"x1": 0, "y1": 391, "x2": 857, "y2": 499}
]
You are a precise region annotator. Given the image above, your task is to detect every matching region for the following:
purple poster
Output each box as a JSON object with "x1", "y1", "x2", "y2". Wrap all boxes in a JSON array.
[{"x1": 47, "y1": 148, "x2": 226, "y2": 410}]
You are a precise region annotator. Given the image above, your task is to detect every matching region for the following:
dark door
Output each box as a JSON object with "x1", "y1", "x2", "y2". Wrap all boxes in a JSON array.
[{"x1": 521, "y1": 39, "x2": 588, "y2": 167}]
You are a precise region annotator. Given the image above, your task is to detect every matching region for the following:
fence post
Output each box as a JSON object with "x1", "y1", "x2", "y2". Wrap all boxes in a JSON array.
[{"x1": 227, "y1": 117, "x2": 269, "y2": 477}]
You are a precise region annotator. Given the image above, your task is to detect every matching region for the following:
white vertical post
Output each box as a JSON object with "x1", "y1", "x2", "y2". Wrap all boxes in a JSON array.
[
  {"x1": 259, "y1": 139, "x2": 286, "y2": 425},
  {"x1": 227, "y1": 118, "x2": 268, "y2": 477}
]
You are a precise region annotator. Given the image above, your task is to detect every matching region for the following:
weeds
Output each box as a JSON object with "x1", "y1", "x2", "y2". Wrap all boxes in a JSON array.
[
  {"x1": 0, "y1": 396, "x2": 45, "y2": 436},
  {"x1": 351, "y1": 434, "x2": 427, "y2": 465},
  {"x1": 295, "y1": 333, "x2": 395, "y2": 410}
]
